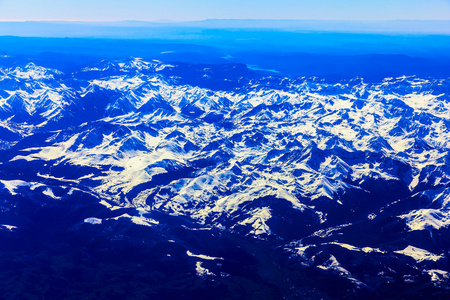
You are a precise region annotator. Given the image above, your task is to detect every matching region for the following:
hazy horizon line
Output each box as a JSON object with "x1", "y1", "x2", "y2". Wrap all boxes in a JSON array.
[
  {"x1": 1, "y1": 19, "x2": 450, "y2": 23},
  {"x1": 1, "y1": 19, "x2": 449, "y2": 36}
]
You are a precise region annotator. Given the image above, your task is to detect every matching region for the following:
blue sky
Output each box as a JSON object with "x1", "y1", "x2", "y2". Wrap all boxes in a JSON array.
[{"x1": 0, "y1": 0, "x2": 449, "y2": 21}]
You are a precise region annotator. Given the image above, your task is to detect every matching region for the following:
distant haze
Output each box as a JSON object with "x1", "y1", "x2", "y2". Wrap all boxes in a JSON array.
[
  {"x1": 0, "y1": 0, "x2": 449, "y2": 22},
  {"x1": 0, "y1": 20, "x2": 450, "y2": 37}
]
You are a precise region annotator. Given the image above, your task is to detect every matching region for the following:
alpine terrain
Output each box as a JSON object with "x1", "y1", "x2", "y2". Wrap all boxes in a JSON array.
[{"x1": 0, "y1": 55, "x2": 449, "y2": 299}]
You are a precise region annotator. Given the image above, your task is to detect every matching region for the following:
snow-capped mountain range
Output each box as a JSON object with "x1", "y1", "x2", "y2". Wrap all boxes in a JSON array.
[{"x1": 0, "y1": 56, "x2": 449, "y2": 298}]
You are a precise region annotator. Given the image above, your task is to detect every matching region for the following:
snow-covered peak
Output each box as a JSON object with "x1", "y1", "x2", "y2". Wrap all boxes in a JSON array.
[{"x1": 8, "y1": 63, "x2": 63, "y2": 80}]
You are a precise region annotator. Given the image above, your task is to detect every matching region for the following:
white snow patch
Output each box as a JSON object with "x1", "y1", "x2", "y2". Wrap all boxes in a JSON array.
[
  {"x1": 361, "y1": 247, "x2": 384, "y2": 254},
  {"x1": 43, "y1": 188, "x2": 60, "y2": 199},
  {"x1": 195, "y1": 261, "x2": 215, "y2": 277},
  {"x1": 329, "y1": 242, "x2": 385, "y2": 254},
  {"x1": 84, "y1": 218, "x2": 102, "y2": 225},
  {"x1": 0, "y1": 180, "x2": 29, "y2": 195},
  {"x1": 400, "y1": 209, "x2": 450, "y2": 231},
  {"x1": 427, "y1": 269, "x2": 449, "y2": 282},
  {"x1": 0, "y1": 224, "x2": 17, "y2": 231},
  {"x1": 187, "y1": 250, "x2": 223, "y2": 261},
  {"x1": 237, "y1": 207, "x2": 272, "y2": 236},
  {"x1": 317, "y1": 255, "x2": 351, "y2": 276},
  {"x1": 394, "y1": 246, "x2": 443, "y2": 262},
  {"x1": 37, "y1": 173, "x2": 80, "y2": 183},
  {"x1": 108, "y1": 209, "x2": 159, "y2": 227}
]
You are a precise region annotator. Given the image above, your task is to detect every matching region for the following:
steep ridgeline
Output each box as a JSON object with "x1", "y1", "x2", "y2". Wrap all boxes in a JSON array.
[{"x1": 0, "y1": 56, "x2": 449, "y2": 298}]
